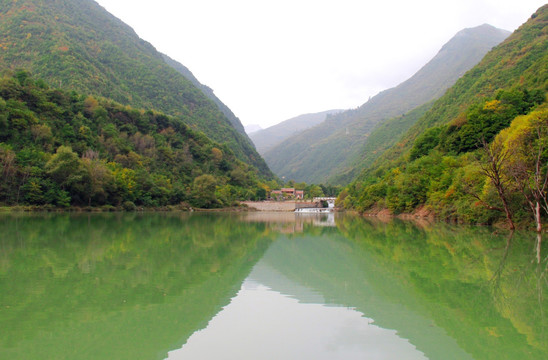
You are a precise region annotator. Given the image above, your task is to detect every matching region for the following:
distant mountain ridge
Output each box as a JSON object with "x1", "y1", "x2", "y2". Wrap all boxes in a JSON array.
[
  {"x1": 263, "y1": 24, "x2": 511, "y2": 183},
  {"x1": 0, "y1": 0, "x2": 271, "y2": 176},
  {"x1": 250, "y1": 109, "x2": 343, "y2": 155}
]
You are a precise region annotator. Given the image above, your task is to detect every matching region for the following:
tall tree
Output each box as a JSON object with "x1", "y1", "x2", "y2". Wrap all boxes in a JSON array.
[
  {"x1": 501, "y1": 108, "x2": 548, "y2": 232},
  {"x1": 45, "y1": 146, "x2": 82, "y2": 190},
  {"x1": 479, "y1": 138, "x2": 515, "y2": 230}
]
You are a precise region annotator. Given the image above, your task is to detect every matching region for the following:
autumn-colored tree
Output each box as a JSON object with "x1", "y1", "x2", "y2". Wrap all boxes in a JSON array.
[
  {"x1": 81, "y1": 155, "x2": 113, "y2": 206},
  {"x1": 479, "y1": 138, "x2": 515, "y2": 230},
  {"x1": 500, "y1": 107, "x2": 548, "y2": 232},
  {"x1": 211, "y1": 147, "x2": 223, "y2": 164}
]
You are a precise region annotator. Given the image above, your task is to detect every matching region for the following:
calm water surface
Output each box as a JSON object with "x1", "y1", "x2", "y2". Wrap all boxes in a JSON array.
[{"x1": 0, "y1": 212, "x2": 546, "y2": 359}]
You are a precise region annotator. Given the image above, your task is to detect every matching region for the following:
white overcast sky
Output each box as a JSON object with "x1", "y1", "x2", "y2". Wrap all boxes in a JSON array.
[{"x1": 95, "y1": 0, "x2": 546, "y2": 128}]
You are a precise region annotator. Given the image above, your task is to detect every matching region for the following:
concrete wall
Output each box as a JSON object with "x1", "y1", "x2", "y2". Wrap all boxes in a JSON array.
[{"x1": 242, "y1": 201, "x2": 315, "y2": 212}]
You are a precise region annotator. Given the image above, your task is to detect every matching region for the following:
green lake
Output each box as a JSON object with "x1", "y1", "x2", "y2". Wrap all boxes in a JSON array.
[{"x1": 0, "y1": 212, "x2": 546, "y2": 359}]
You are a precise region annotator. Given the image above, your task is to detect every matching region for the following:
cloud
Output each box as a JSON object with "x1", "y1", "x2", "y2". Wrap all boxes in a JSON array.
[{"x1": 97, "y1": 0, "x2": 545, "y2": 127}]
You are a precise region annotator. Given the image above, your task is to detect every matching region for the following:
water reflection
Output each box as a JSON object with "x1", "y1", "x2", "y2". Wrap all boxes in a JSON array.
[
  {"x1": 169, "y1": 279, "x2": 427, "y2": 360},
  {"x1": 0, "y1": 213, "x2": 273, "y2": 360},
  {"x1": 0, "y1": 212, "x2": 546, "y2": 359},
  {"x1": 240, "y1": 211, "x2": 336, "y2": 233},
  {"x1": 169, "y1": 243, "x2": 429, "y2": 360}
]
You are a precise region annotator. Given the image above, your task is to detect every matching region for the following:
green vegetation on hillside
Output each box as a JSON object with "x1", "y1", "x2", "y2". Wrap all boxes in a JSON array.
[
  {"x1": 0, "y1": 71, "x2": 268, "y2": 208},
  {"x1": 264, "y1": 24, "x2": 509, "y2": 184},
  {"x1": 341, "y1": 5, "x2": 548, "y2": 229},
  {"x1": 0, "y1": 0, "x2": 270, "y2": 176},
  {"x1": 250, "y1": 110, "x2": 342, "y2": 155},
  {"x1": 329, "y1": 102, "x2": 432, "y2": 184}
]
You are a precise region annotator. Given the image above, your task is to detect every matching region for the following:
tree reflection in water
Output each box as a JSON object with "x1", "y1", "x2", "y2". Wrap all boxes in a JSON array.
[{"x1": 0, "y1": 213, "x2": 546, "y2": 359}]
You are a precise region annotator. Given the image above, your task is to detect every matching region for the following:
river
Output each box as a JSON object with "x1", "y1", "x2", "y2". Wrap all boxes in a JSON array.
[{"x1": 0, "y1": 212, "x2": 546, "y2": 359}]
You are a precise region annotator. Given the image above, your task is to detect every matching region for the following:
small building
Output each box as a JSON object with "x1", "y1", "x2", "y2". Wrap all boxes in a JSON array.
[
  {"x1": 281, "y1": 188, "x2": 296, "y2": 196},
  {"x1": 271, "y1": 190, "x2": 283, "y2": 200},
  {"x1": 270, "y1": 188, "x2": 304, "y2": 200}
]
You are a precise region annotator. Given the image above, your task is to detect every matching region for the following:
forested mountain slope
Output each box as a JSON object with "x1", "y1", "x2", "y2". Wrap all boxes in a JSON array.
[
  {"x1": 250, "y1": 109, "x2": 342, "y2": 155},
  {"x1": 341, "y1": 5, "x2": 548, "y2": 228},
  {"x1": 264, "y1": 24, "x2": 510, "y2": 183},
  {"x1": 0, "y1": 0, "x2": 271, "y2": 176},
  {"x1": 328, "y1": 102, "x2": 433, "y2": 184},
  {"x1": 0, "y1": 71, "x2": 267, "y2": 208}
]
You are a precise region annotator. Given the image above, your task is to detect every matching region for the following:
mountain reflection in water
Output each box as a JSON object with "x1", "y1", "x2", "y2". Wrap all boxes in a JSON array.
[{"x1": 0, "y1": 212, "x2": 545, "y2": 359}]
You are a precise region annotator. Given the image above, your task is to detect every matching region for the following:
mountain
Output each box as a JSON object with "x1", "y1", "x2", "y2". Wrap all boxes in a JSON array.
[
  {"x1": 263, "y1": 24, "x2": 511, "y2": 184},
  {"x1": 0, "y1": 0, "x2": 271, "y2": 177},
  {"x1": 328, "y1": 102, "x2": 433, "y2": 185},
  {"x1": 342, "y1": 5, "x2": 547, "y2": 225},
  {"x1": 161, "y1": 53, "x2": 248, "y2": 138},
  {"x1": 361, "y1": 6, "x2": 548, "y2": 179},
  {"x1": 0, "y1": 71, "x2": 269, "y2": 208},
  {"x1": 249, "y1": 109, "x2": 342, "y2": 155}
]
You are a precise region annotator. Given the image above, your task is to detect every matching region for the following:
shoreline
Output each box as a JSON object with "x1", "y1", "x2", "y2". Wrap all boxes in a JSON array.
[{"x1": 0, "y1": 203, "x2": 542, "y2": 232}]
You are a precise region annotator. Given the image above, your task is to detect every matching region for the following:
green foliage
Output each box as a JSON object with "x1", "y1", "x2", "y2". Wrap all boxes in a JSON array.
[
  {"x1": 192, "y1": 174, "x2": 218, "y2": 208},
  {"x1": 122, "y1": 200, "x2": 137, "y2": 211},
  {"x1": 438, "y1": 89, "x2": 543, "y2": 154},
  {"x1": 0, "y1": 0, "x2": 271, "y2": 177},
  {"x1": 45, "y1": 146, "x2": 81, "y2": 188},
  {"x1": 264, "y1": 24, "x2": 510, "y2": 184},
  {"x1": 306, "y1": 185, "x2": 325, "y2": 198},
  {"x1": 0, "y1": 73, "x2": 264, "y2": 208},
  {"x1": 345, "y1": 100, "x2": 546, "y2": 225},
  {"x1": 341, "y1": 6, "x2": 548, "y2": 227},
  {"x1": 409, "y1": 126, "x2": 442, "y2": 160}
]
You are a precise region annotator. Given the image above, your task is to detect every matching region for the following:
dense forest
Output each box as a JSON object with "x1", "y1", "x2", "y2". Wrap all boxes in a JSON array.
[
  {"x1": 340, "y1": 5, "x2": 548, "y2": 230},
  {"x1": 0, "y1": 71, "x2": 271, "y2": 209}
]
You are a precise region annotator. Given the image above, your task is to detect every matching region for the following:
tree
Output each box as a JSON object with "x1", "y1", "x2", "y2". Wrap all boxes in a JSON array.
[
  {"x1": 409, "y1": 127, "x2": 441, "y2": 160},
  {"x1": 30, "y1": 124, "x2": 53, "y2": 145},
  {"x1": 255, "y1": 187, "x2": 267, "y2": 201},
  {"x1": 81, "y1": 155, "x2": 113, "y2": 206},
  {"x1": 478, "y1": 138, "x2": 515, "y2": 230},
  {"x1": 211, "y1": 147, "x2": 223, "y2": 164},
  {"x1": 229, "y1": 167, "x2": 248, "y2": 187},
  {"x1": 108, "y1": 163, "x2": 138, "y2": 204},
  {"x1": 45, "y1": 146, "x2": 82, "y2": 190},
  {"x1": 501, "y1": 107, "x2": 548, "y2": 232},
  {"x1": 307, "y1": 185, "x2": 324, "y2": 198},
  {"x1": 192, "y1": 174, "x2": 217, "y2": 208}
]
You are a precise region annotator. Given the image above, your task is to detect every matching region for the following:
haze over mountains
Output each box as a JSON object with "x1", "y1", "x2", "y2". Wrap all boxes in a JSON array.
[
  {"x1": 262, "y1": 24, "x2": 511, "y2": 184},
  {"x1": 250, "y1": 109, "x2": 342, "y2": 155}
]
